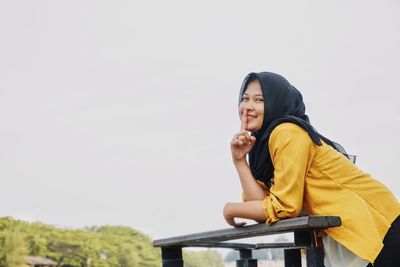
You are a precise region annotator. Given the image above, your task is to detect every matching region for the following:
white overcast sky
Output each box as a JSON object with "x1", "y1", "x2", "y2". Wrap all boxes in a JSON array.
[{"x1": 0, "y1": 0, "x2": 399, "y2": 240}]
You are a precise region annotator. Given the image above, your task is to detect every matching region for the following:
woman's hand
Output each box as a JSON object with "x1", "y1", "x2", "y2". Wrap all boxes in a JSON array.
[
  {"x1": 231, "y1": 110, "x2": 256, "y2": 162},
  {"x1": 223, "y1": 201, "x2": 266, "y2": 227},
  {"x1": 223, "y1": 203, "x2": 247, "y2": 228}
]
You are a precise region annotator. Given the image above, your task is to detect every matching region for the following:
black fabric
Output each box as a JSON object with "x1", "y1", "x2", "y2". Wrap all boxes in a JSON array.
[
  {"x1": 367, "y1": 215, "x2": 400, "y2": 267},
  {"x1": 239, "y1": 72, "x2": 348, "y2": 186}
]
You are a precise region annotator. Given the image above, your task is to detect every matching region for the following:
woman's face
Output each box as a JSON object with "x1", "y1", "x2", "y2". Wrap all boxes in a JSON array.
[{"x1": 239, "y1": 79, "x2": 264, "y2": 132}]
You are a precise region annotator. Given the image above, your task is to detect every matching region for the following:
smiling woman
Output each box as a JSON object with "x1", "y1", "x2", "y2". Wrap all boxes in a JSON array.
[
  {"x1": 238, "y1": 79, "x2": 264, "y2": 132},
  {"x1": 224, "y1": 72, "x2": 400, "y2": 267}
]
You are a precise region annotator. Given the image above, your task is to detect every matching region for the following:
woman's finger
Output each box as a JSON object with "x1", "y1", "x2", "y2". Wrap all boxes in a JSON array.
[
  {"x1": 232, "y1": 133, "x2": 248, "y2": 145},
  {"x1": 249, "y1": 136, "x2": 256, "y2": 145},
  {"x1": 231, "y1": 139, "x2": 243, "y2": 147},
  {"x1": 226, "y1": 217, "x2": 247, "y2": 228},
  {"x1": 240, "y1": 109, "x2": 248, "y2": 130},
  {"x1": 237, "y1": 130, "x2": 251, "y2": 142},
  {"x1": 237, "y1": 136, "x2": 247, "y2": 144},
  {"x1": 233, "y1": 221, "x2": 247, "y2": 228},
  {"x1": 225, "y1": 218, "x2": 235, "y2": 227}
]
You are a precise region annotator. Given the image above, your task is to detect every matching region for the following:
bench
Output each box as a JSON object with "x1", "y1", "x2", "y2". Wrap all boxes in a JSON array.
[{"x1": 153, "y1": 215, "x2": 341, "y2": 267}]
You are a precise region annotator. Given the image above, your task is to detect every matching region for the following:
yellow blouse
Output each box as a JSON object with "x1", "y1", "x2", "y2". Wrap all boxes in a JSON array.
[{"x1": 256, "y1": 122, "x2": 400, "y2": 263}]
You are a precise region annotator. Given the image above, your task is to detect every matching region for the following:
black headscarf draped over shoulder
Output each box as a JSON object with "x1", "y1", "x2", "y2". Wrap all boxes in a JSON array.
[{"x1": 239, "y1": 72, "x2": 349, "y2": 187}]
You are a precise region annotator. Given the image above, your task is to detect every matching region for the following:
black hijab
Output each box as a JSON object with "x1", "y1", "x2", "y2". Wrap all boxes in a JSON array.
[{"x1": 239, "y1": 72, "x2": 349, "y2": 187}]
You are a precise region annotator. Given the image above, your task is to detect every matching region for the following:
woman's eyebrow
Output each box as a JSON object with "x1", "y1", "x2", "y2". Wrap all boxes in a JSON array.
[{"x1": 243, "y1": 93, "x2": 263, "y2": 97}]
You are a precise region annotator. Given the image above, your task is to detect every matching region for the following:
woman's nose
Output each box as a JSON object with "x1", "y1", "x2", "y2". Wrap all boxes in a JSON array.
[{"x1": 243, "y1": 102, "x2": 255, "y2": 111}]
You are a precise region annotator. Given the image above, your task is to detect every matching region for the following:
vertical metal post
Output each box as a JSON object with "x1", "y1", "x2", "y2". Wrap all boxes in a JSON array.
[
  {"x1": 236, "y1": 249, "x2": 257, "y2": 267},
  {"x1": 294, "y1": 230, "x2": 312, "y2": 247},
  {"x1": 161, "y1": 247, "x2": 183, "y2": 267},
  {"x1": 305, "y1": 247, "x2": 324, "y2": 267},
  {"x1": 284, "y1": 249, "x2": 301, "y2": 267}
]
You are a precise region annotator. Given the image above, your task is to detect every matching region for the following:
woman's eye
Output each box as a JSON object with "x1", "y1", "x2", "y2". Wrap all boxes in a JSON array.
[
  {"x1": 256, "y1": 98, "x2": 264, "y2": 102},
  {"x1": 242, "y1": 97, "x2": 249, "y2": 102}
]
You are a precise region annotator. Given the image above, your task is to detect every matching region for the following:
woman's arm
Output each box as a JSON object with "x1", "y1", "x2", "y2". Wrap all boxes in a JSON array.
[
  {"x1": 225, "y1": 123, "x2": 311, "y2": 227},
  {"x1": 233, "y1": 158, "x2": 266, "y2": 201},
  {"x1": 231, "y1": 110, "x2": 266, "y2": 201},
  {"x1": 223, "y1": 201, "x2": 266, "y2": 227}
]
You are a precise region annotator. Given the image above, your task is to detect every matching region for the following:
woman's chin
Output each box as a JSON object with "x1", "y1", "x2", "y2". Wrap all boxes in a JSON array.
[{"x1": 246, "y1": 126, "x2": 260, "y2": 132}]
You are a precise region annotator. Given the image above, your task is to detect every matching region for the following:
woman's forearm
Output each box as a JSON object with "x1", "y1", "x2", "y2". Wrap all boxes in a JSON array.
[
  {"x1": 234, "y1": 159, "x2": 266, "y2": 201},
  {"x1": 224, "y1": 201, "x2": 267, "y2": 223}
]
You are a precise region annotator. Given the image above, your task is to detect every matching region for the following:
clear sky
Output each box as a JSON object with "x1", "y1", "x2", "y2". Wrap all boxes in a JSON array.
[{"x1": 0, "y1": 0, "x2": 399, "y2": 240}]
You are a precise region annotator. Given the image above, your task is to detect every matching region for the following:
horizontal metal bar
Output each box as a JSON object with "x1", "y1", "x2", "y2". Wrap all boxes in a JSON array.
[
  {"x1": 153, "y1": 216, "x2": 341, "y2": 247},
  {"x1": 255, "y1": 242, "x2": 295, "y2": 249},
  {"x1": 180, "y1": 242, "x2": 256, "y2": 249},
  {"x1": 171, "y1": 241, "x2": 296, "y2": 250}
]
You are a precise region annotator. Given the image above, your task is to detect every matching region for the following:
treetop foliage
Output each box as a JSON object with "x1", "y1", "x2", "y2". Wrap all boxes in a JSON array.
[
  {"x1": 0, "y1": 217, "x2": 224, "y2": 267},
  {"x1": 0, "y1": 217, "x2": 159, "y2": 267}
]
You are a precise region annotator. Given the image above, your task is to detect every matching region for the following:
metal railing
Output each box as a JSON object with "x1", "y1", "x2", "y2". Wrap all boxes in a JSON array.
[{"x1": 153, "y1": 215, "x2": 341, "y2": 267}]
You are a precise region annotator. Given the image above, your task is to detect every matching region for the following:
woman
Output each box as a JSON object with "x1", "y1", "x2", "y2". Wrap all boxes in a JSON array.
[{"x1": 223, "y1": 72, "x2": 400, "y2": 266}]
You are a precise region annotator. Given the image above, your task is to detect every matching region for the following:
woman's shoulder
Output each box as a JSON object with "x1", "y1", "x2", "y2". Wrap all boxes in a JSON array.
[
  {"x1": 269, "y1": 122, "x2": 312, "y2": 147},
  {"x1": 268, "y1": 122, "x2": 315, "y2": 163}
]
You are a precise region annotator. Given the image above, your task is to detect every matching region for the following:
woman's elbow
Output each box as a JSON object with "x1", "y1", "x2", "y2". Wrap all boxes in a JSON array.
[
  {"x1": 243, "y1": 192, "x2": 266, "y2": 202},
  {"x1": 277, "y1": 205, "x2": 302, "y2": 219}
]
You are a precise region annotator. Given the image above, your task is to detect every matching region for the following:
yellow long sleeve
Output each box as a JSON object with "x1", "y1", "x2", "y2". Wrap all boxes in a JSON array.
[{"x1": 263, "y1": 122, "x2": 312, "y2": 223}]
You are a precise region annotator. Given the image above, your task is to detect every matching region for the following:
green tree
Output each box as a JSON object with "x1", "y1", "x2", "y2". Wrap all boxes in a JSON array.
[
  {"x1": 0, "y1": 217, "x2": 163, "y2": 267},
  {"x1": 117, "y1": 244, "x2": 140, "y2": 267},
  {"x1": 26, "y1": 234, "x2": 47, "y2": 255},
  {"x1": 0, "y1": 228, "x2": 28, "y2": 267},
  {"x1": 48, "y1": 241, "x2": 81, "y2": 267}
]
